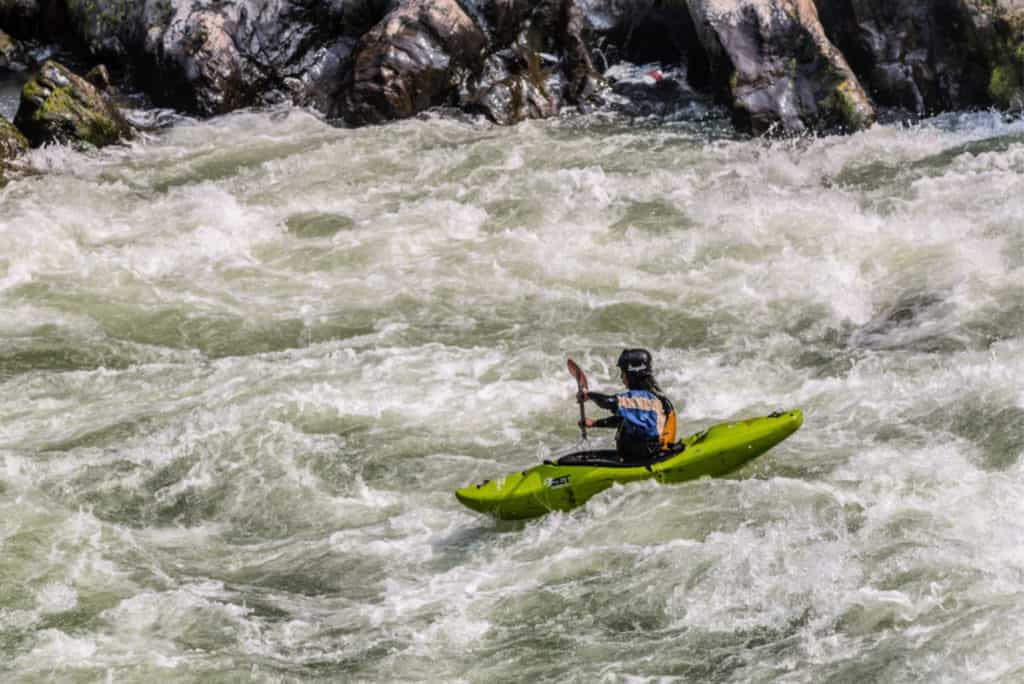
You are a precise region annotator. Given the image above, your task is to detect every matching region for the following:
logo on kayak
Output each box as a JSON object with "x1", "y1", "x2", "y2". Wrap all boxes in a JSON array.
[{"x1": 545, "y1": 475, "x2": 571, "y2": 489}]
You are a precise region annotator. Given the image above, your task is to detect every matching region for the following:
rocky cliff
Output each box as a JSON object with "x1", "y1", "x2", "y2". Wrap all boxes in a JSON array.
[{"x1": 1, "y1": 0, "x2": 1022, "y2": 138}]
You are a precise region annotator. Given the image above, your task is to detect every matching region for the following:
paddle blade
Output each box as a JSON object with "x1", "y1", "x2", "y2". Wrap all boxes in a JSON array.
[{"x1": 567, "y1": 358, "x2": 588, "y2": 392}]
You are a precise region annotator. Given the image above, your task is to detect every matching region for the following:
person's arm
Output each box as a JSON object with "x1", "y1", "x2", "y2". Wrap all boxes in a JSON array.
[
  {"x1": 586, "y1": 391, "x2": 618, "y2": 412},
  {"x1": 591, "y1": 415, "x2": 622, "y2": 429},
  {"x1": 577, "y1": 391, "x2": 621, "y2": 429}
]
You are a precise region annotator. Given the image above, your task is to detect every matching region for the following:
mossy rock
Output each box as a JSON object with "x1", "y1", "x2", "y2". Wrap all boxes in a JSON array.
[
  {"x1": 989, "y1": 62, "x2": 1022, "y2": 106},
  {"x1": 0, "y1": 117, "x2": 29, "y2": 160},
  {"x1": 13, "y1": 60, "x2": 133, "y2": 148}
]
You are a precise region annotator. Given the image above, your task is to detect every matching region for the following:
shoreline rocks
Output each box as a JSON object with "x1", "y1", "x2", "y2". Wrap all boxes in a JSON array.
[{"x1": 1, "y1": 0, "x2": 1023, "y2": 135}]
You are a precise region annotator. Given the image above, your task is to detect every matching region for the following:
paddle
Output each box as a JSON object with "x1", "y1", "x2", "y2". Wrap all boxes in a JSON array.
[{"x1": 567, "y1": 358, "x2": 589, "y2": 440}]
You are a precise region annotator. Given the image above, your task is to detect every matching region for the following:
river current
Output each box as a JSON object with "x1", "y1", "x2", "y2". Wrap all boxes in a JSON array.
[{"x1": 2, "y1": 104, "x2": 1024, "y2": 682}]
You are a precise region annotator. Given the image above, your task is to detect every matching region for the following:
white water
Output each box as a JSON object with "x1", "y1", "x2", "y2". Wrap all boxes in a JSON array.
[{"x1": 2, "y1": 108, "x2": 1024, "y2": 682}]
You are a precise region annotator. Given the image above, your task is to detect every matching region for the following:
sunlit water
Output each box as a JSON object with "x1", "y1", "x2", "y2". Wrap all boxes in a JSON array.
[{"x1": 2, "y1": 106, "x2": 1024, "y2": 682}]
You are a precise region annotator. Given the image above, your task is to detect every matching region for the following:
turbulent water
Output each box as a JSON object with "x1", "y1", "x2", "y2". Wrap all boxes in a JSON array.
[{"x1": 2, "y1": 103, "x2": 1024, "y2": 683}]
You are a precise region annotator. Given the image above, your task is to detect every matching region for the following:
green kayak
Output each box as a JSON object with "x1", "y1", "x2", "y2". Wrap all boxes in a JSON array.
[{"x1": 455, "y1": 409, "x2": 803, "y2": 520}]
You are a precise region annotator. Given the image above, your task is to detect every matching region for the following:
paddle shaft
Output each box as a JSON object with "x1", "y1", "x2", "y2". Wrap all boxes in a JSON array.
[{"x1": 567, "y1": 359, "x2": 588, "y2": 440}]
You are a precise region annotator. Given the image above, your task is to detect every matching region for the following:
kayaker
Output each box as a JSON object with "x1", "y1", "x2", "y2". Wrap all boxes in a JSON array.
[{"x1": 577, "y1": 348, "x2": 678, "y2": 463}]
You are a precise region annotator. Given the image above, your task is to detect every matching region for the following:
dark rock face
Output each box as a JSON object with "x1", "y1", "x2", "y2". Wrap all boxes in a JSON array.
[
  {"x1": 340, "y1": 0, "x2": 487, "y2": 124},
  {"x1": 460, "y1": 0, "x2": 601, "y2": 125},
  {"x1": 13, "y1": 59, "x2": 133, "y2": 147},
  {"x1": 48, "y1": 0, "x2": 395, "y2": 117},
  {"x1": 580, "y1": 0, "x2": 709, "y2": 84},
  {"x1": 815, "y1": 0, "x2": 998, "y2": 114},
  {"x1": 687, "y1": 0, "x2": 874, "y2": 134}
]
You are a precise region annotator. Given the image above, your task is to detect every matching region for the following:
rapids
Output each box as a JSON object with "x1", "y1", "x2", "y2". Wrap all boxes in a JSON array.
[{"x1": 2, "y1": 106, "x2": 1024, "y2": 681}]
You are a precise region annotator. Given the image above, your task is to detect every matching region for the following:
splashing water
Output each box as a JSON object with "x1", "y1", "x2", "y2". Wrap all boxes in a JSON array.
[{"x1": 2, "y1": 108, "x2": 1024, "y2": 681}]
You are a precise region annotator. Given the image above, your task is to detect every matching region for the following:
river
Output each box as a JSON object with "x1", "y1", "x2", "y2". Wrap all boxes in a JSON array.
[{"x1": 2, "y1": 104, "x2": 1024, "y2": 682}]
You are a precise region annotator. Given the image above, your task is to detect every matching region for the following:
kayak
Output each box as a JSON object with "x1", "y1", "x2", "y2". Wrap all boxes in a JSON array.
[{"x1": 455, "y1": 409, "x2": 803, "y2": 520}]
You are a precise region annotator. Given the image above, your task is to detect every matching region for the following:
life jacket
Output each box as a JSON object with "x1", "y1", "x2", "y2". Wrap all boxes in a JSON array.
[{"x1": 615, "y1": 390, "x2": 677, "y2": 450}]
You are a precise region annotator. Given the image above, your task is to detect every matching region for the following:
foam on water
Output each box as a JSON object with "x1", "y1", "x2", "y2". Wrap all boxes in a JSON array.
[{"x1": 2, "y1": 108, "x2": 1024, "y2": 681}]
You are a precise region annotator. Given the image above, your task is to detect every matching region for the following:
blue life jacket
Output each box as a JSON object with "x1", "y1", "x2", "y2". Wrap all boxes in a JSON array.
[{"x1": 614, "y1": 390, "x2": 667, "y2": 442}]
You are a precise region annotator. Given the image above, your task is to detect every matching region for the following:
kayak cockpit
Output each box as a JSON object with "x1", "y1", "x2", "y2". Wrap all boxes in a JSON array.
[{"x1": 552, "y1": 444, "x2": 684, "y2": 468}]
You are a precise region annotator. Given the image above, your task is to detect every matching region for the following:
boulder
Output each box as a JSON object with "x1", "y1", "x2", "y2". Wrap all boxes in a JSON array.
[
  {"x1": 341, "y1": 0, "x2": 488, "y2": 124},
  {"x1": 0, "y1": 116, "x2": 29, "y2": 159},
  {"x1": 148, "y1": 6, "x2": 263, "y2": 115},
  {"x1": 463, "y1": 0, "x2": 601, "y2": 125},
  {"x1": 468, "y1": 48, "x2": 561, "y2": 125},
  {"x1": 13, "y1": 60, "x2": 133, "y2": 147},
  {"x1": 1, "y1": 29, "x2": 27, "y2": 70},
  {"x1": 686, "y1": 0, "x2": 874, "y2": 134}
]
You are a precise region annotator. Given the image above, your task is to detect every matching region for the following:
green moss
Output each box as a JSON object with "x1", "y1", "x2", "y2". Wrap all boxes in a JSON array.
[
  {"x1": 989, "y1": 63, "x2": 1021, "y2": 107},
  {"x1": 20, "y1": 67, "x2": 128, "y2": 146},
  {"x1": 0, "y1": 119, "x2": 29, "y2": 158},
  {"x1": 836, "y1": 80, "x2": 870, "y2": 131},
  {"x1": 21, "y1": 78, "x2": 47, "y2": 104}
]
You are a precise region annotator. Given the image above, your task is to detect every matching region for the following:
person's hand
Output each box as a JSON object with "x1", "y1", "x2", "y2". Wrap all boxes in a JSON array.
[
  {"x1": 577, "y1": 390, "x2": 588, "y2": 403},
  {"x1": 578, "y1": 418, "x2": 594, "y2": 428}
]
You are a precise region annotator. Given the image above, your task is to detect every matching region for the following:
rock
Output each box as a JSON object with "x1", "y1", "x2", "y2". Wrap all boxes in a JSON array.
[
  {"x1": 0, "y1": 116, "x2": 29, "y2": 159},
  {"x1": 85, "y1": 64, "x2": 113, "y2": 91},
  {"x1": 463, "y1": 0, "x2": 602, "y2": 125},
  {"x1": 601, "y1": 62, "x2": 710, "y2": 118},
  {"x1": 816, "y1": 0, "x2": 995, "y2": 113},
  {"x1": 13, "y1": 60, "x2": 133, "y2": 147},
  {"x1": 1, "y1": 29, "x2": 27, "y2": 69},
  {"x1": 148, "y1": 6, "x2": 264, "y2": 116},
  {"x1": 581, "y1": 0, "x2": 710, "y2": 84},
  {"x1": 0, "y1": 0, "x2": 42, "y2": 37},
  {"x1": 50, "y1": 0, "x2": 394, "y2": 117},
  {"x1": 467, "y1": 47, "x2": 561, "y2": 124},
  {"x1": 0, "y1": 116, "x2": 29, "y2": 186},
  {"x1": 341, "y1": 0, "x2": 488, "y2": 124},
  {"x1": 687, "y1": 0, "x2": 875, "y2": 134}
]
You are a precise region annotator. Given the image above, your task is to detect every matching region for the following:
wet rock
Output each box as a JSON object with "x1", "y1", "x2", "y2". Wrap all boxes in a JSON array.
[
  {"x1": 815, "y1": 0, "x2": 1004, "y2": 114},
  {"x1": 686, "y1": 0, "x2": 875, "y2": 134},
  {"x1": 463, "y1": 0, "x2": 601, "y2": 125},
  {"x1": 289, "y1": 36, "x2": 359, "y2": 115},
  {"x1": 467, "y1": 47, "x2": 560, "y2": 124},
  {"x1": 580, "y1": 0, "x2": 709, "y2": 81},
  {"x1": 0, "y1": 116, "x2": 29, "y2": 159},
  {"x1": 149, "y1": 6, "x2": 264, "y2": 116},
  {"x1": 49, "y1": 0, "x2": 394, "y2": 117},
  {"x1": 341, "y1": 0, "x2": 487, "y2": 124},
  {"x1": 602, "y1": 62, "x2": 709, "y2": 118},
  {"x1": 13, "y1": 59, "x2": 133, "y2": 147}
]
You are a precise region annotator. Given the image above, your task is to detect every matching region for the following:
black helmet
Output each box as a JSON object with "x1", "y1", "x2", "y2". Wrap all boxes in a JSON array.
[{"x1": 617, "y1": 348, "x2": 652, "y2": 376}]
